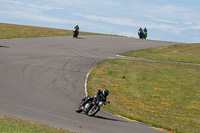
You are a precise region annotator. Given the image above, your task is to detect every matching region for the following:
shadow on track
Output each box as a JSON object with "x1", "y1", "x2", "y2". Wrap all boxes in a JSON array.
[
  {"x1": 93, "y1": 115, "x2": 127, "y2": 123},
  {"x1": 76, "y1": 37, "x2": 85, "y2": 39},
  {"x1": 0, "y1": 45, "x2": 9, "y2": 48}
]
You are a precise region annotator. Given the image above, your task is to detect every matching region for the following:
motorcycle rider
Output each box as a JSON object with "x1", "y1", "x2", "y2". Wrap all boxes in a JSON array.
[
  {"x1": 138, "y1": 27, "x2": 143, "y2": 39},
  {"x1": 73, "y1": 24, "x2": 79, "y2": 32},
  {"x1": 80, "y1": 89, "x2": 110, "y2": 107},
  {"x1": 94, "y1": 89, "x2": 110, "y2": 105},
  {"x1": 73, "y1": 24, "x2": 79, "y2": 38},
  {"x1": 143, "y1": 27, "x2": 147, "y2": 39}
]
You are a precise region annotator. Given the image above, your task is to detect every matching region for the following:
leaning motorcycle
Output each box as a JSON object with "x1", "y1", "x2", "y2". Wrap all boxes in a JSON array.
[{"x1": 76, "y1": 96, "x2": 105, "y2": 116}]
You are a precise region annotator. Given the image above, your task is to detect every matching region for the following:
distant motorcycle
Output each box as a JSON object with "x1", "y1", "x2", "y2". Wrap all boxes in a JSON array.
[
  {"x1": 138, "y1": 29, "x2": 147, "y2": 39},
  {"x1": 73, "y1": 29, "x2": 79, "y2": 38},
  {"x1": 76, "y1": 94, "x2": 109, "y2": 116},
  {"x1": 138, "y1": 30, "x2": 144, "y2": 39},
  {"x1": 143, "y1": 31, "x2": 147, "y2": 39}
]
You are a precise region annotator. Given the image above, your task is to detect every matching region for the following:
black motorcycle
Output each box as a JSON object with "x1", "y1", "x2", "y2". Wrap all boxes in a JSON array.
[
  {"x1": 138, "y1": 31, "x2": 143, "y2": 39},
  {"x1": 73, "y1": 29, "x2": 79, "y2": 38},
  {"x1": 76, "y1": 95, "x2": 109, "y2": 116},
  {"x1": 138, "y1": 30, "x2": 147, "y2": 39},
  {"x1": 143, "y1": 31, "x2": 147, "y2": 39}
]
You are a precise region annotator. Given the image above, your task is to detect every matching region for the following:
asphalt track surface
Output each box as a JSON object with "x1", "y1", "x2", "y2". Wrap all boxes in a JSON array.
[{"x1": 0, "y1": 35, "x2": 175, "y2": 133}]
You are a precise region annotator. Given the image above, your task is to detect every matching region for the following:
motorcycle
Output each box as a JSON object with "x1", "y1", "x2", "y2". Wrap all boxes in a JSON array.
[
  {"x1": 143, "y1": 31, "x2": 147, "y2": 39},
  {"x1": 138, "y1": 30, "x2": 147, "y2": 39},
  {"x1": 76, "y1": 95, "x2": 109, "y2": 116},
  {"x1": 73, "y1": 29, "x2": 79, "y2": 38},
  {"x1": 138, "y1": 30, "x2": 144, "y2": 39}
]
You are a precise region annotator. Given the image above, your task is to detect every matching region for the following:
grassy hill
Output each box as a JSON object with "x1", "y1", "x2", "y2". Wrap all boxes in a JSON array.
[{"x1": 0, "y1": 23, "x2": 103, "y2": 39}]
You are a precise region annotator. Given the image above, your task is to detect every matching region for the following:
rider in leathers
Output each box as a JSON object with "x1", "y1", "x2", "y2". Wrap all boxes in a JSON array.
[
  {"x1": 73, "y1": 24, "x2": 79, "y2": 37},
  {"x1": 94, "y1": 89, "x2": 109, "y2": 105},
  {"x1": 73, "y1": 24, "x2": 79, "y2": 32},
  {"x1": 138, "y1": 27, "x2": 143, "y2": 39},
  {"x1": 143, "y1": 27, "x2": 147, "y2": 39},
  {"x1": 80, "y1": 89, "x2": 110, "y2": 107}
]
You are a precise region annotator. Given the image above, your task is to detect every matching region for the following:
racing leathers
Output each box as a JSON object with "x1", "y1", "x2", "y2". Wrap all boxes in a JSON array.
[{"x1": 81, "y1": 90, "x2": 108, "y2": 107}]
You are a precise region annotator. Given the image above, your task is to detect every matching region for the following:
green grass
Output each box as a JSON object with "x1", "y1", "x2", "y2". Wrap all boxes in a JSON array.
[
  {"x1": 0, "y1": 23, "x2": 103, "y2": 39},
  {"x1": 88, "y1": 45, "x2": 200, "y2": 133},
  {"x1": 0, "y1": 115, "x2": 75, "y2": 133},
  {"x1": 121, "y1": 43, "x2": 200, "y2": 64}
]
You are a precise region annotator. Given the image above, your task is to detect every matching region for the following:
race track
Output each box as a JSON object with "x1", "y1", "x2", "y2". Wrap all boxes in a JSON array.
[{"x1": 0, "y1": 35, "x2": 174, "y2": 133}]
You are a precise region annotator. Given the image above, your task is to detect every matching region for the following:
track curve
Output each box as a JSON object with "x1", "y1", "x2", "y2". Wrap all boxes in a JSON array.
[{"x1": 0, "y1": 35, "x2": 174, "y2": 133}]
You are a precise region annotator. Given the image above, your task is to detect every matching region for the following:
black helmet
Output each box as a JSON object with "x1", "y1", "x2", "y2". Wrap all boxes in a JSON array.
[{"x1": 103, "y1": 89, "x2": 110, "y2": 96}]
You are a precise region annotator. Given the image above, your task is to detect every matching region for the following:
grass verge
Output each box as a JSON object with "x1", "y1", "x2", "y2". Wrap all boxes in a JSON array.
[
  {"x1": 0, "y1": 23, "x2": 103, "y2": 39},
  {"x1": 88, "y1": 48, "x2": 200, "y2": 133},
  {"x1": 121, "y1": 43, "x2": 200, "y2": 64},
  {"x1": 0, "y1": 115, "x2": 75, "y2": 133}
]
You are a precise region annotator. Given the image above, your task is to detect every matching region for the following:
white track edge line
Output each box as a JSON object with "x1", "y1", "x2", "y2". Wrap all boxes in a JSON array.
[{"x1": 84, "y1": 67, "x2": 94, "y2": 97}]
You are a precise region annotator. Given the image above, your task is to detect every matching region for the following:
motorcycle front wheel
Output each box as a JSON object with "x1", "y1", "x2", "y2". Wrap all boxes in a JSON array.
[
  {"x1": 87, "y1": 105, "x2": 100, "y2": 116},
  {"x1": 76, "y1": 106, "x2": 82, "y2": 113}
]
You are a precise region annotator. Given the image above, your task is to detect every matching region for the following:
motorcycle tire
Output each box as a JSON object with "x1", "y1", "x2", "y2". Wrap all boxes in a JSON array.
[
  {"x1": 87, "y1": 105, "x2": 100, "y2": 116},
  {"x1": 76, "y1": 106, "x2": 82, "y2": 113},
  {"x1": 73, "y1": 31, "x2": 78, "y2": 38}
]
